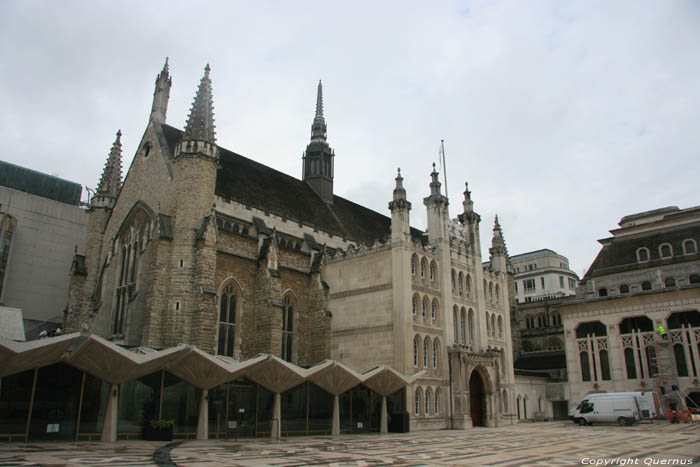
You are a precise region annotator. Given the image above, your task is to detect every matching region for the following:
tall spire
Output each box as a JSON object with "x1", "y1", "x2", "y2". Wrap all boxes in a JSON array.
[
  {"x1": 150, "y1": 57, "x2": 172, "y2": 124},
  {"x1": 389, "y1": 168, "x2": 411, "y2": 211},
  {"x1": 94, "y1": 130, "x2": 123, "y2": 206},
  {"x1": 311, "y1": 80, "x2": 327, "y2": 141},
  {"x1": 183, "y1": 64, "x2": 216, "y2": 144},
  {"x1": 303, "y1": 80, "x2": 334, "y2": 203}
]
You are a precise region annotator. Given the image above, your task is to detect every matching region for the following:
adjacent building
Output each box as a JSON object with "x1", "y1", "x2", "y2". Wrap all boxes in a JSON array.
[
  {"x1": 558, "y1": 206, "x2": 700, "y2": 411},
  {"x1": 510, "y1": 249, "x2": 578, "y2": 304},
  {"x1": 0, "y1": 161, "x2": 88, "y2": 337}
]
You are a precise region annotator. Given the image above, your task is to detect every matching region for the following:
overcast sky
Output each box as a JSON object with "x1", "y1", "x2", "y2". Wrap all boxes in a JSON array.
[{"x1": 1, "y1": 0, "x2": 698, "y2": 276}]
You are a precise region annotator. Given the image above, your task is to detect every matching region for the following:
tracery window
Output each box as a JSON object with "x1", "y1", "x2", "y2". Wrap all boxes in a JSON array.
[
  {"x1": 281, "y1": 294, "x2": 295, "y2": 362},
  {"x1": 218, "y1": 284, "x2": 237, "y2": 357},
  {"x1": 423, "y1": 337, "x2": 429, "y2": 368}
]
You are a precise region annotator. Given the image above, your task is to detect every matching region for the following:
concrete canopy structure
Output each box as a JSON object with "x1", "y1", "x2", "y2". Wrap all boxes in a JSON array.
[{"x1": 0, "y1": 333, "x2": 419, "y2": 441}]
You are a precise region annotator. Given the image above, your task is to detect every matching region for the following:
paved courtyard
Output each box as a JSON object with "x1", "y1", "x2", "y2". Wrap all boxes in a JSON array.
[{"x1": 0, "y1": 421, "x2": 698, "y2": 466}]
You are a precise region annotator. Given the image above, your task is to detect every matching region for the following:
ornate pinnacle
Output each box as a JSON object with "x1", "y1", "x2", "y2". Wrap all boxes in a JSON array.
[
  {"x1": 311, "y1": 80, "x2": 327, "y2": 141},
  {"x1": 183, "y1": 64, "x2": 216, "y2": 144},
  {"x1": 96, "y1": 130, "x2": 123, "y2": 198}
]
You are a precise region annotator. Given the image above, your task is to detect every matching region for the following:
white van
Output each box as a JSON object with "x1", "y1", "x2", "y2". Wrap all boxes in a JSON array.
[{"x1": 572, "y1": 393, "x2": 645, "y2": 426}]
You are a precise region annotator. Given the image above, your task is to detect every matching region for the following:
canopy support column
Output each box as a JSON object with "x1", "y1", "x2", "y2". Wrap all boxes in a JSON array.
[
  {"x1": 101, "y1": 383, "x2": 119, "y2": 442},
  {"x1": 196, "y1": 389, "x2": 208, "y2": 440},
  {"x1": 332, "y1": 394, "x2": 340, "y2": 437},
  {"x1": 380, "y1": 395, "x2": 388, "y2": 433}
]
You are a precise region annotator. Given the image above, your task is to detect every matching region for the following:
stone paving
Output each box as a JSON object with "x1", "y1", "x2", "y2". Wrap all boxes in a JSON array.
[{"x1": 0, "y1": 421, "x2": 698, "y2": 466}]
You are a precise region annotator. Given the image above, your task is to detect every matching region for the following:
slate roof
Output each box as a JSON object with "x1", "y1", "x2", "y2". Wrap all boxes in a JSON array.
[
  {"x1": 0, "y1": 160, "x2": 82, "y2": 206},
  {"x1": 583, "y1": 222, "x2": 700, "y2": 279},
  {"x1": 161, "y1": 124, "x2": 424, "y2": 245}
]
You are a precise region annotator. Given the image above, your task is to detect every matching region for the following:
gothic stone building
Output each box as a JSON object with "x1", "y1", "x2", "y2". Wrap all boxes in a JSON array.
[{"x1": 64, "y1": 61, "x2": 516, "y2": 431}]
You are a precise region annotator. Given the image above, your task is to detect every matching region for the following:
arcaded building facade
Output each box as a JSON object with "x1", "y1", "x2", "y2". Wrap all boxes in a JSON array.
[
  {"x1": 56, "y1": 60, "x2": 515, "y2": 435},
  {"x1": 559, "y1": 206, "x2": 700, "y2": 411}
]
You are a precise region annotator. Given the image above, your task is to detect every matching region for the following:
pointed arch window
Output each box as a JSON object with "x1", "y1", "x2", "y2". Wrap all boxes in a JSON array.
[
  {"x1": 429, "y1": 262, "x2": 436, "y2": 281},
  {"x1": 423, "y1": 337, "x2": 429, "y2": 368},
  {"x1": 431, "y1": 299, "x2": 437, "y2": 322},
  {"x1": 434, "y1": 388, "x2": 440, "y2": 414},
  {"x1": 218, "y1": 284, "x2": 237, "y2": 357},
  {"x1": 422, "y1": 297, "x2": 428, "y2": 319},
  {"x1": 412, "y1": 295, "x2": 417, "y2": 316},
  {"x1": 420, "y1": 258, "x2": 426, "y2": 279},
  {"x1": 425, "y1": 389, "x2": 431, "y2": 416},
  {"x1": 433, "y1": 338, "x2": 439, "y2": 368},
  {"x1": 413, "y1": 336, "x2": 419, "y2": 367},
  {"x1": 411, "y1": 255, "x2": 417, "y2": 275},
  {"x1": 414, "y1": 389, "x2": 421, "y2": 416},
  {"x1": 282, "y1": 294, "x2": 295, "y2": 362}
]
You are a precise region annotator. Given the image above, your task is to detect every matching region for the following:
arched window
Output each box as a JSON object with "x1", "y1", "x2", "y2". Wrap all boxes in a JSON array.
[
  {"x1": 281, "y1": 294, "x2": 295, "y2": 362},
  {"x1": 495, "y1": 284, "x2": 500, "y2": 304},
  {"x1": 412, "y1": 295, "x2": 417, "y2": 315},
  {"x1": 433, "y1": 338, "x2": 439, "y2": 368},
  {"x1": 458, "y1": 273, "x2": 464, "y2": 294},
  {"x1": 489, "y1": 282, "x2": 494, "y2": 304},
  {"x1": 502, "y1": 389, "x2": 509, "y2": 413},
  {"x1": 683, "y1": 239, "x2": 697, "y2": 255},
  {"x1": 580, "y1": 352, "x2": 591, "y2": 381},
  {"x1": 453, "y1": 306, "x2": 458, "y2": 344},
  {"x1": 486, "y1": 313, "x2": 491, "y2": 336},
  {"x1": 423, "y1": 337, "x2": 430, "y2": 368},
  {"x1": 434, "y1": 388, "x2": 440, "y2": 414},
  {"x1": 414, "y1": 388, "x2": 421, "y2": 416},
  {"x1": 619, "y1": 284, "x2": 630, "y2": 294},
  {"x1": 411, "y1": 255, "x2": 417, "y2": 275},
  {"x1": 451, "y1": 269, "x2": 456, "y2": 291},
  {"x1": 665, "y1": 278, "x2": 676, "y2": 288},
  {"x1": 425, "y1": 388, "x2": 431, "y2": 416},
  {"x1": 430, "y1": 261, "x2": 436, "y2": 281},
  {"x1": 431, "y1": 299, "x2": 438, "y2": 322},
  {"x1": 218, "y1": 284, "x2": 237, "y2": 357},
  {"x1": 659, "y1": 243, "x2": 673, "y2": 258},
  {"x1": 641, "y1": 281, "x2": 652, "y2": 291},
  {"x1": 460, "y1": 309, "x2": 466, "y2": 344},
  {"x1": 545, "y1": 337, "x2": 563, "y2": 351},
  {"x1": 422, "y1": 297, "x2": 428, "y2": 319},
  {"x1": 468, "y1": 309, "x2": 475, "y2": 344},
  {"x1": 498, "y1": 315, "x2": 503, "y2": 338},
  {"x1": 466, "y1": 274, "x2": 472, "y2": 297},
  {"x1": 691, "y1": 274, "x2": 700, "y2": 284},
  {"x1": 420, "y1": 258, "x2": 427, "y2": 279},
  {"x1": 413, "y1": 336, "x2": 419, "y2": 367},
  {"x1": 637, "y1": 248, "x2": 650, "y2": 262},
  {"x1": 517, "y1": 396, "x2": 521, "y2": 419}
]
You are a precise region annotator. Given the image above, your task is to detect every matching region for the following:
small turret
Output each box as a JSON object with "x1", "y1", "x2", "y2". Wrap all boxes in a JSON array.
[
  {"x1": 150, "y1": 58, "x2": 172, "y2": 124},
  {"x1": 389, "y1": 168, "x2": 411, "y2": 242},
  {"x1": 457, "y1": 181, "x2": 481, "y2": 252},
  {"x1": 489, "y1": 215, "x2": 508, "y2": 273},
  {"x1": 302, "y1": 81, "x2": 335, "y2": 203},
  {"x1": 174, "y1": 64, "x2": 218, "y2": 161},
  {"x1": 423, "y1": 163, "x2": 449, "y2": 245},
  {"x1": 92, "y1": 130, "x2": 123, "y2": 209}
]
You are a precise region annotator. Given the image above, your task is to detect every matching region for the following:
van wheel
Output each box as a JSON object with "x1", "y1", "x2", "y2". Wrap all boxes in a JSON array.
[
  {"x1": 617, "y1": 417, "x2": 627, "y2": 426},
  {"x1": 577, "y1": 418, "x2": 587, "y2": 426}
]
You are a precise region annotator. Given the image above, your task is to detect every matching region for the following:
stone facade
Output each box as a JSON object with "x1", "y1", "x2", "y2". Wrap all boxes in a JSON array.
[
  {"x1": 64, "y1": 60, "x2": 516, "y2": 430},
  {"x1": 557, "y1": 206, "x2": 700, "y2": 412}
]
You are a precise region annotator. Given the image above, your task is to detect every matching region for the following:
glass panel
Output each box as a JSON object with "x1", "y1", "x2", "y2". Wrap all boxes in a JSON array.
[
  {"x1": 226, "y1": 326, "x2": 234, "y2": 357},
  {"x1": 674, "y1": 344, "x2": 689, "y2": 377},
  {"x1": 207, "y1": 385, "x2": 228, "y2": 438},
  {"x1": 580, "y1": 352, "x2": 591, "y2": 381},
  {"x1": 624, "y1": 348, "x2": 637, "y2": 379},
  {"x1": 219, "y1": 296, "x2": 227, "y2": 322},
  {"x1": 77, "y1": 374, "x2": 110, "y2": 439},
  {"x1": 162, "y1": 372, "x2": 200, "y2": 436},
  {"x1": 0, "y1": 369, "x2": 34, "y2": 441},
  {"x1": 307, "y1": 383, "x2": 332, "y2": 435},
  {"x1": 28, "y1": 363, "x2": 82, "y2": 441},
  {"x1": 117, "y1": 371, "x2": 160, "y2": 439},
  {"x1": 229, "y1": 295, "x2": 236, "y2": 323},
  {"x1": 281, "y1": 383, "x2": 307, "y2": 436},
  {"x1": 600, "y1": 350, "x2": 611, "y2": 380},
  {"x1": 351, "y1": 385, "x2": 371, "y2": 433},
  {"x1": 256, "y1": 385, "x2": 274, "y2": 437},
  {"x1": 228, "y1": 379, "x2": 258, "y2": 438}
]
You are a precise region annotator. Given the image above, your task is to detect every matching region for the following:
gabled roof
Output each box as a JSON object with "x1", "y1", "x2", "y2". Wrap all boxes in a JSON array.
[{"x1": 161, "y1": 124, "x2": 424, "y2": 245}]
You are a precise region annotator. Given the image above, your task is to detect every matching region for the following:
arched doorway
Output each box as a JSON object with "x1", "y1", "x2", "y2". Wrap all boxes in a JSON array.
[{"x1": 469, "y1": 371, "x2": 486, "y2": 427}]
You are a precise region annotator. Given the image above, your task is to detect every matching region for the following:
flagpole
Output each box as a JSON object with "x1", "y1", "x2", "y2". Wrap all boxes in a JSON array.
[{"x1": 441, "y1": 139, "x2": 448, "y2": 199}]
